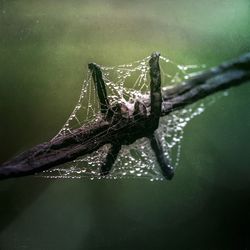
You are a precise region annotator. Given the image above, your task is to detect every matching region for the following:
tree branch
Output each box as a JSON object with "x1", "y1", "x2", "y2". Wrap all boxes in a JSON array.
[{"x1": 0, "y1": 52, "x2": 250, "y2": 180}]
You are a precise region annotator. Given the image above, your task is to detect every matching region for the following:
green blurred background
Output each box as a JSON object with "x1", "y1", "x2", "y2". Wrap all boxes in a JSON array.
[{"x1": 0, "y1": 0, "x2": 250, "y2": 249}]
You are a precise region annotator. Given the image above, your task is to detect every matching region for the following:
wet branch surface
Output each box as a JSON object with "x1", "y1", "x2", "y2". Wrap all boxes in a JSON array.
[{"x1": 1, "y1": 52, "x2": 250, "y2": 180}]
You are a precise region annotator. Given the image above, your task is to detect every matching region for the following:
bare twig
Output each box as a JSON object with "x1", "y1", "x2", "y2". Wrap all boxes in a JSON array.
[{"x1": 88, "y1": 63, "x2": 110, "y2": 114}]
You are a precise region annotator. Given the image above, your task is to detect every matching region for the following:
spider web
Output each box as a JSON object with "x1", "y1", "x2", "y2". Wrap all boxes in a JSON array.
[{"x1": 41, "y1": 54, "x2": 207, "y2": 181}]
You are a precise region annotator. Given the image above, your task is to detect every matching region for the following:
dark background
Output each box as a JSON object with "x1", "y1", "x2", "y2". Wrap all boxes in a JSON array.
[{"x1": 0, "y1": 0, "x2": 250, "y2": 249}]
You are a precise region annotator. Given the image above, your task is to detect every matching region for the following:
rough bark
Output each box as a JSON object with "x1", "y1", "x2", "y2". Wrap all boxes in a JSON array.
[{"x1": 0, "y1": 52, "x2": 250, "y2": 180}]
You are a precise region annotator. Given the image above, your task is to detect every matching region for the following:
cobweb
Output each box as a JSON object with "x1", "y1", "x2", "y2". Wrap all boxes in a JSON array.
[{"x1": 41, "y1": 54, "x2": 207, "y2": 181}]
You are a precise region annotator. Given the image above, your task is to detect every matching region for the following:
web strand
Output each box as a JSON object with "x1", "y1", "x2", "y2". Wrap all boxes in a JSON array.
[{"x1": 42, "y1": 55, "x2": 209, "y2": 181}]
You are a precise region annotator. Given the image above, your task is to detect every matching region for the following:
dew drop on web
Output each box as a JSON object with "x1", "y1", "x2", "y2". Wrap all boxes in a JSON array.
[{"x1": 39, "y1": 54, "x2": 224, "y2": 181}]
